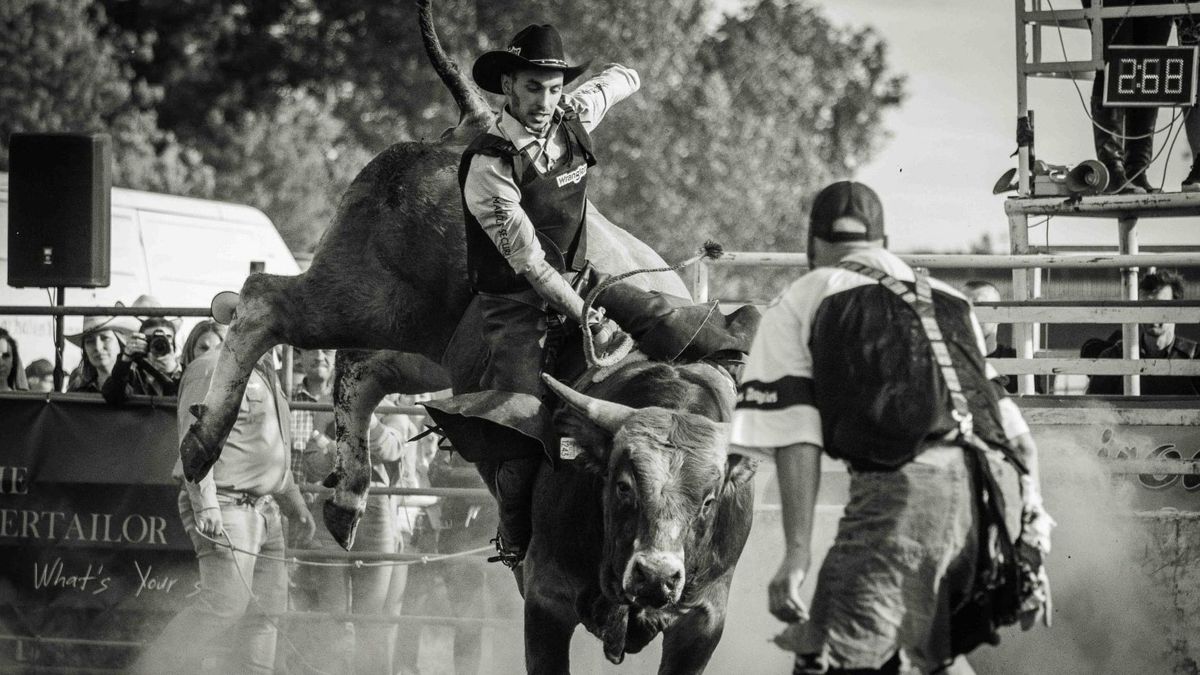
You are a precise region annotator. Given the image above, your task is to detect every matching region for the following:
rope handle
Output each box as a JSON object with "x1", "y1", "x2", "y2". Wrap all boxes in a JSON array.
[{"x1": 580, "y1": 241, "x2": 724, "y2": 368}]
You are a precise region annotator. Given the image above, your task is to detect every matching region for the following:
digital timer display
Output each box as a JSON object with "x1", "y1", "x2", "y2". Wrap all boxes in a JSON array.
[{"x1": 1103, "y1": 45, "x2": 1199, "y2": 107}]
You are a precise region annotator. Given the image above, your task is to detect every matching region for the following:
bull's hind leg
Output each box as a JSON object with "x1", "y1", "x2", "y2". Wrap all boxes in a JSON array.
[
  {"x1": 180, "y1": 274, "x2": 292, "y2": 482},
  {"x1": 324, "y1": 349, "x2": 449, "y2": 549}
]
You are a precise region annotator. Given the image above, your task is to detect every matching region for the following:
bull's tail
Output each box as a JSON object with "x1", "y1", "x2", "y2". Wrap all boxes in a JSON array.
[{"x1": 417, "y1": 0, "x2": 492, "y2": 136}]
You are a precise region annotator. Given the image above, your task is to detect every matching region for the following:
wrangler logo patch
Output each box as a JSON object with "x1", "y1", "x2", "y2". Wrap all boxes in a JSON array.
[{"x1": 556, "y1": 163, "x2": 587, "y2": 187}]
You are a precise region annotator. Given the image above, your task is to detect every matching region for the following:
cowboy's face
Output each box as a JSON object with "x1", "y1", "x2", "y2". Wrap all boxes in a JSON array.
[
  {"x1": 502, "y1": 69, "x2": 564, "y2": 133},
  {"x1": 83, "y1": 330, "x2": 121, "y2": 370}
]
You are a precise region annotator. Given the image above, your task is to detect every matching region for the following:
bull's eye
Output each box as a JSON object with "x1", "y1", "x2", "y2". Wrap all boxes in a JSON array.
[
  {"x1": 616, "y1": 477, "x2": 635, "y2": 499},
  {"x1": 701, "y1": 494, "x2": 717, "y2": 512}
]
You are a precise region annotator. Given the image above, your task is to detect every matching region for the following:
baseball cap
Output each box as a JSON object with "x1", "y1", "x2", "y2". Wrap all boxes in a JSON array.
[{"x1": 808, "y1": 181, "x2": 885, "y2": 243}]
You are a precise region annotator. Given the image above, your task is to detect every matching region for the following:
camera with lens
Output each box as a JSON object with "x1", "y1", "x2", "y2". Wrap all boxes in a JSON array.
[{"x1": 134, "y1": 330, "x2": 175, "y2": 359}]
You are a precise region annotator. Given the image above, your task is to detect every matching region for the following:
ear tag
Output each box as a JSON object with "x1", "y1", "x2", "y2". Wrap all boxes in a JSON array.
[{"x1": 560, "y1": 436, "x2": 582, "y2": 461}]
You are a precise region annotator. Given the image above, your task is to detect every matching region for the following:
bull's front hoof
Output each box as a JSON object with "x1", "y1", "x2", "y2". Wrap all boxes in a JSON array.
[
  {"x1": 322, "y1": 498, "x2": 363, "y2": 551},
  {"x1": 179, "y1": 426, "x2": 220, "y2": 483}
]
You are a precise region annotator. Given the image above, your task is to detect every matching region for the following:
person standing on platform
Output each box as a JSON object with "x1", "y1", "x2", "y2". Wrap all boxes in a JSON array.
[{"x1": 1082, "y1": 0, "x2": 1171, "y2": 194}]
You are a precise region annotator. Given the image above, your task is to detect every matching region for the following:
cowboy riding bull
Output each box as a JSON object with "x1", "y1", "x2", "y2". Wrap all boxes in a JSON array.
[{"x1": 180, "y1": 2, "x2": 759, "y2": 671}]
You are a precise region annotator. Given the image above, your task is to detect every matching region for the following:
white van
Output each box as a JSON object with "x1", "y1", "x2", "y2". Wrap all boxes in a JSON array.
[{"x1": 0, "y1": 172, "x2": 300, "y2": 366}]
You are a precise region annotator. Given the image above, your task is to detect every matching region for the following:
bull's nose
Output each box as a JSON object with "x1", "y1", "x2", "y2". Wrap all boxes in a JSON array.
[{"x1": 626, "y1": 553, "x2": 684, "y2": 608}]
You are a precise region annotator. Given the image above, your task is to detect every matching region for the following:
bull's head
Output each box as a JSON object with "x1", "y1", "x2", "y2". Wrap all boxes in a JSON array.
[{"x1": 543, "y1": 370, "x2": 752, "y2": 610}]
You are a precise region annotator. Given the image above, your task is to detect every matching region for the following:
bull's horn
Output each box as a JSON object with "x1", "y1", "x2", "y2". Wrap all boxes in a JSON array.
[{"x1": 542, "y1": 374, "x2": 635, "y2": 434}]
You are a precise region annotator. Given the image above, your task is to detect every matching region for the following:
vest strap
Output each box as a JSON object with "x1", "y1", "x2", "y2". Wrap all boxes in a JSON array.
[{"x1": 837, "y1": 260, "x2": 978, "y2": 444}]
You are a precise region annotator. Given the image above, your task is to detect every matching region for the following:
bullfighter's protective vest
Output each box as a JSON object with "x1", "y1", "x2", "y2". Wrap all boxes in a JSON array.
[{"x1": 459, "y1": 103, "x2": 597, "y2": 294}]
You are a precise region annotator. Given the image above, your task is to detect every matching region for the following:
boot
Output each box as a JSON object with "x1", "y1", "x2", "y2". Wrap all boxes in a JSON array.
[
  {"x1": 1091, "y1": 85, "x2": 1125, "y2": 175},
  {"x1": 484, "y1": 456, "x2": 541, "y2": 568},
  {"x1": 1103, "y1": 160, "x2": 1142, "y2": 195},
  {"x1": 1125, "y1": 106, "x2": 1161, "y2": 194},
  {"x1": 1182, "y1": 161, "x2": 1200, "y2": 192}
]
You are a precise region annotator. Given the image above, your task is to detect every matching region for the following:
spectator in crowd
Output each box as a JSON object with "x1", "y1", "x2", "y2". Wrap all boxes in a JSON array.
[
  {"x1": 1087, "y1": 270, "x2": 1199, "y2": 395},
  {"x1": 1082, "y1": 0, "x2": 1172, "y2": 193},
  {"x1": 102, "y1": 317, "x2": 183, "y2": 405},
  {"x1": 289, "y1": 348, "x2": 405, "y2": 675},
  {"x1": 181, "y1": 320, "x2": 228, "y2": 369},
  {"x1": 381, "y1": 393, "x2": 440, "y2": 557},
  {"x1": 1080, "y1": 330, "x2": 1121, "y2": 360},
  {"x1": 66, "y1": 314, "x2": 139, "y2": 392},
  {"x1": 24, "y1": 358, "x2": 54, "y2": 393},
  {"x1": 393, "y1": 438, "x2": 522, "y2": 675},
  {"x1": 380, "y1": 392, "x2": 440, "y2": 664},
  {"x1": 963, "y1": 280, "x2": 1045, "y2": 394},
  {"x1": 0, "y1": 328, "x2": 28, "y2": 391},
  {"x1": 135, "y1": 347, "x2": 316, "y2": 675}
]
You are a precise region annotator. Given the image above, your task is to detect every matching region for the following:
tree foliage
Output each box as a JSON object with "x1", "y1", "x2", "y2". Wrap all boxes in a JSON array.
[
  {"x1": 3, "y1": 0, "x2": 904, "y2": 257},
  {"x1": 0, "y1": 0, "x2": 214, "y2": 195}
]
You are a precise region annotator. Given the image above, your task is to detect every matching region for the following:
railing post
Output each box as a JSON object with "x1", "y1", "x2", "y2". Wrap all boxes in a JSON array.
[
  {"x1": 1016, "y1": 0, "x2": 1032, "y2": 196},
  {"x1": 282, "y1": 345, "x2": 294, "y2": 400},
  {"x1": 1008, "y1": 211, "x2": 1037, "y2": 394},
  {"x1": 53, "y1": 286, "x2": 65, "y2": 392},
  {"x1": 1119, "y1": 216, "x2": 1141, "y2": 395}
]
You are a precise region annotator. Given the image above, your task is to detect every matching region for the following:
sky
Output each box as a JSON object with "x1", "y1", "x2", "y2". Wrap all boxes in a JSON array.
[{"x1": 715, "y1": 0, "x2": 1200, "y2": 252}]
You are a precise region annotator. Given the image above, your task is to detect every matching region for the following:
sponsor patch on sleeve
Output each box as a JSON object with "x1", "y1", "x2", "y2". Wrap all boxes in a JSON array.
[{"x1": 736, "y1": 376, "x2": 815, "y2": 411}]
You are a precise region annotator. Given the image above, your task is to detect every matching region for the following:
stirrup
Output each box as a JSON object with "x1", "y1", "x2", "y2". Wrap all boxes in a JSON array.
[{"x1": 487, "y1": 535, "x2": 525, "y2": 569}]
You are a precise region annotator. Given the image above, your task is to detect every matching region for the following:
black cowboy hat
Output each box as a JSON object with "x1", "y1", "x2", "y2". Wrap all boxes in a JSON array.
[{"x1": 472, "y1": 24, "x2": 590, "y2": 95}]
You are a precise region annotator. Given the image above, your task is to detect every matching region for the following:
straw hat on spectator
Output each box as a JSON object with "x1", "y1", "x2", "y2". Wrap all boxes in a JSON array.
[{"x1": 64, "y1": 308, "x2": 140, "y2": 348}]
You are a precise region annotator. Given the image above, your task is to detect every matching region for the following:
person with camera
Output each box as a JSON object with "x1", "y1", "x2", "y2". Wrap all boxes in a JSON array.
[{"x1": 102, "y1": 316, "x2": 183, "y2": 405}]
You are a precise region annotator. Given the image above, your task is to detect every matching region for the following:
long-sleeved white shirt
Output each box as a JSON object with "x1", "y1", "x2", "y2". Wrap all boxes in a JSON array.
[{"x1": 461, "y1": 65, "x2": 640, "y2": 275}]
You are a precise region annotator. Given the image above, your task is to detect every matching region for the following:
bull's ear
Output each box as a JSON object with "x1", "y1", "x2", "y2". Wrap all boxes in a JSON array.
[
  {"x1": 552, "y1": 405, "x2": 613, "y2": 465},
  {"x1": 724, "y1": 454, "x2": 758, "y2": 488}
]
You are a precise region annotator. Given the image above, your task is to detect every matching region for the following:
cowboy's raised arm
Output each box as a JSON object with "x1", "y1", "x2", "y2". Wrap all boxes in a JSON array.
[{"x1": 568, "y1": 64, "x2": 640, "y2": 133}]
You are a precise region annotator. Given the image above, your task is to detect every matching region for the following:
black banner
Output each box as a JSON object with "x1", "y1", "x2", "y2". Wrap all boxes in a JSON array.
[{"x1": 0, "y1": 397, "x2": 198, "y2": 666}]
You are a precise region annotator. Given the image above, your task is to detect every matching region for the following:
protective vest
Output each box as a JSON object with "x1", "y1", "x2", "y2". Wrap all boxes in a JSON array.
[
  {"x1": 809, "y1": 279, "x2": 1011, "y2": 471},
  {"x1": 459, "y1": 105, "x2": 597, "y2": 294}
]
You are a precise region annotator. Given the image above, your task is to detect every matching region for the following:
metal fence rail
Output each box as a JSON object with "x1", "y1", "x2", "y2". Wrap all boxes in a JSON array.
[{"x1": 692, "y1": 251, "x2": 1200, "y2": 389}]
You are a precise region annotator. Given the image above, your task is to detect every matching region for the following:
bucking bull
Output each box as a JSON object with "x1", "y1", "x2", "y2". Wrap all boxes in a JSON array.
[{"x1": 178, "y1": 2, "x2": 760, "y2": 671}]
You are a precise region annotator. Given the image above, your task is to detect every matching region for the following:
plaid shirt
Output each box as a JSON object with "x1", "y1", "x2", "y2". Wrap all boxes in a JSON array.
[{"x1": 289, "y1": 381, "x2": 324, "y2": 493}]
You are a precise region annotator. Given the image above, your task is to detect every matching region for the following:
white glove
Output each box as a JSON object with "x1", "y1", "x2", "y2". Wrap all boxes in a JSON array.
[{"x1": 1020, "y1": 475, "x2": 1056, "y2": 554}]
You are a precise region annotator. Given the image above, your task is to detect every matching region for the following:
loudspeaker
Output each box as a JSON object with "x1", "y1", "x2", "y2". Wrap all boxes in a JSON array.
[
  {"x1": 7, "y1": 133, "x2": 112, "y2": 288},
  {"x1": 1065, "y1": 159, "x2": 1109, "y2": 196}
]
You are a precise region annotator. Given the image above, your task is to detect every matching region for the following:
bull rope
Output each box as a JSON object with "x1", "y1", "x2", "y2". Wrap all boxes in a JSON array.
[
  {"x1": 580, "y1": 241, "x2": 724, "y2": 367},
  {"x1": 195, "y1": 529, "x2": 492, "y2": 568}
]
